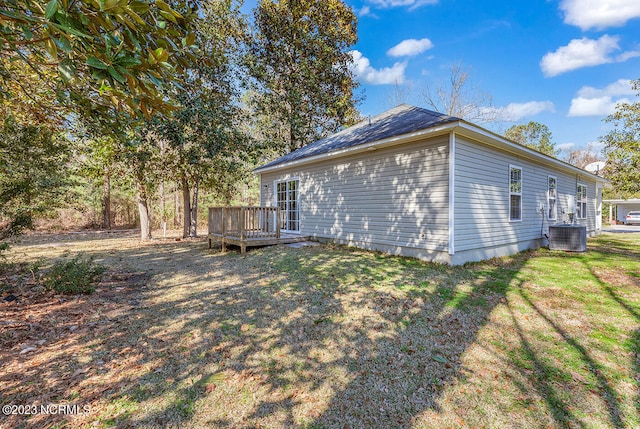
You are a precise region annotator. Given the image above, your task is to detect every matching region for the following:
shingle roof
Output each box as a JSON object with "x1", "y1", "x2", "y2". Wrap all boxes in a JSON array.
[{"x1": 257, "y1": 104, "x2": 460, "y2": 170}]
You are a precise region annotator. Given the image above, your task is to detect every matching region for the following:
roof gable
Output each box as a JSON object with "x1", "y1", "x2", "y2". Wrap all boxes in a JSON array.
[{"x1": 258, "y1": 104, "x2": 460, "y2": 170}]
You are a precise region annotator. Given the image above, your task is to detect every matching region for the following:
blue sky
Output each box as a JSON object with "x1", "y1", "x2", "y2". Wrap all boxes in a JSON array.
[{"x1": 244, "y1": 0, "x2": 640, "y2": 156}]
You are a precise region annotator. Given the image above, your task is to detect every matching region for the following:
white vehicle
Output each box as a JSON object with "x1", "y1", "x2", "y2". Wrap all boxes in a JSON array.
[{"x1": 625, "y1": 211, "x2": 640, "y2": 225}]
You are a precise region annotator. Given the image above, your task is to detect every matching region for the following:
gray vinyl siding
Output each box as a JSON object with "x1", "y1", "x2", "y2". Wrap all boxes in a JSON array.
[
  {"x1": 454, "y1": 136, "x2": 598, "y2": 254},
  {"x1": 260, "y1": 136, "x2": 450, "y2": 257}
]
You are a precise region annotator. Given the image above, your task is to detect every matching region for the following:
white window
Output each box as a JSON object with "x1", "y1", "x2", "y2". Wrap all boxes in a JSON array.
[
  {"x1": 547, "y1": 176, "x2": 557, "y2": 220},
  {"x1": 576, "y1": 184, "x2": 587, "y2": 219},
  {"x1": 509, "y1": 166, "x2": 522, "y2": 221},
  {"x1": 276, "y1": 179, "x2": 299, "y2": 231}
]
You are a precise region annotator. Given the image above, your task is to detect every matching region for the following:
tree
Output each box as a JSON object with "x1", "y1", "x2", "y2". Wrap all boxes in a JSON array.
[
  {"x1": 0, "y1": 116, "x2": 70, "y2": 252},
  {"x1": 601, "y1": 79, "x2": 640, "y2": 197},
  {"x1": 121, "y1": 127, "x2": 159, "y2": 240},
  {"x1": 504, "y1": 121, "x2": 558, "y2": 157},
  {"x1": 247, "y1": 0, "x2": 360, "y2": 154},
  {"x1": 0, "y1": 0, "x2": 201, "y2": 120},
  {"x1": 77, "y1": 136, "x2": 119, "y2": 229},
  {"x1": 156, "y1": 0, "x2": 249, "y2": 238},
  {"x1": 565, "y1": 143, "x2": 602, "y2": 169},
  {"x1": 422, "y1": 64, "x2": 499, "y2": 123},
  {"x1": 75, "y1": 105, "x2": 159, "y2": 240}
]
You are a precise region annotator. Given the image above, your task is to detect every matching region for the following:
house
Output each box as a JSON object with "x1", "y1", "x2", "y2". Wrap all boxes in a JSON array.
[
  {"x1": 254, "y1": 105, "x2": 607, "y2": 265},
  {"x1": 603, "y1": 198, "x2": 640, "y2": 224}
]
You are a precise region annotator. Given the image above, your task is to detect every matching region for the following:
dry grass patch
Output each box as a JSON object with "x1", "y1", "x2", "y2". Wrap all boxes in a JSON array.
[{"x1": 0, "y1": 231, "x2": 638, "y2": 428}]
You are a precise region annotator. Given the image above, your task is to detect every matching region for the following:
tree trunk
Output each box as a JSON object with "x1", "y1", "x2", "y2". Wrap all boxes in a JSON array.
[
  {"x1": 136, "y1": 171, "x2": 152, "y2": 240},
  {"x1": 160, "y1": 179, "x2": 166, "y2": 221},
  {"x1": 181, "y1": 175, "x2": 191, "y2": 239},
  {"x1": 190, "y1": 177, "x2": 199, "y2": 237},
  {"x1": 102, "y1": 173, "x2": 111, "y2": 230},
  {"x1": 174, "y1": 189, "x2": 180, "y2": 228},
  {"x1": 137, "y1": 192, "x2": 152, "y2": 240}
]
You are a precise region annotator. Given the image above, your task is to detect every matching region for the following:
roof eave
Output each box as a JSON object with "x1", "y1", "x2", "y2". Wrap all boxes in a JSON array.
[
  {"x1": 253, "y1": 121, "x2": 459, "y2": 174},
  {"x1": 453, "y1": 121, "x2": 609, "y2": 184},
  {"x1": 254, "y1": 118, "x2": 609, "y2": 185}
]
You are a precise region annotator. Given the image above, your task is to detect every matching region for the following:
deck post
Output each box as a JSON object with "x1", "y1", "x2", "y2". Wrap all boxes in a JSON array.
[
  {"x1": 275, "y1": 208, "x2": 281, "y2": 239},
  {"x1": 221, "y1": 207, "x2": 226, "y2": 237},
  {"x1": 240, "y1": 207, "x2": 246, "y2": 240}
]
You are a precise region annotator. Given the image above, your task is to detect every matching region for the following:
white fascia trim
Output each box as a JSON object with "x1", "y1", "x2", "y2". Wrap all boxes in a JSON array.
[
  {"x1": 253, "y1": 122, "x2": 459, "y2": 174},
  {"x1": 603, "y1": 198, "x2": 640, "y2": 204},
  {"x1": 454, "y1": 122, "x2": 608, "y2": 184},
  {"x1": 448, "y1": 132, "x2": 455, "y2": 255}
]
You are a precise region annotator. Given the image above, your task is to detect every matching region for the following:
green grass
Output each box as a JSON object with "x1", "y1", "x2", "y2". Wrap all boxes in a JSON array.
[{"x1": 1, "y1": 231, "x2": 638, "y2": 428}]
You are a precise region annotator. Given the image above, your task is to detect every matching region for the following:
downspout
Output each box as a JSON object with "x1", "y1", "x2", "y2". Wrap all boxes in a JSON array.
[{"x1": 448, "y1": 132, "x2": 456, "y2": 257}]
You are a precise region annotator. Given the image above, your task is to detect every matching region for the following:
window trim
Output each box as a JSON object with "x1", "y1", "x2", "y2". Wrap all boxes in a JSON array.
[
  {"x1": 547, "y1": 175, "x2": 557, "y2": 221},
  {"x1": 576, "y1": 183, "x2": 587, "y2": 220},
  {"x1": 509, "y1": 165, "x2": 523, "y2": 222},
  {"x1": 273, "y1": 177, "x2": 301, "y2": 233}
]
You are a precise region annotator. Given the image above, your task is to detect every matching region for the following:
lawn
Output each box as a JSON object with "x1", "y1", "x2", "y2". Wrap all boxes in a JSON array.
[{"x1": 1, "y1": 231, "x2": 639, "y2": 428}]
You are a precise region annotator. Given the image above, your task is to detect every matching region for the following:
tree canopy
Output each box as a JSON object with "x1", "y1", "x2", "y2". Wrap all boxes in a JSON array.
[
  {"x1": 0, "y1": 116, "x2": 70, "y2": 248},
  {"x1": 0, "y1": 0, "x2": 201, "y2": 120},
  {"x1": 602, "y1": 79, "x2": 640, "y2": 197},
  {"x1": 504, "y1": 121, "x2": 558, "y2": 157},
  {"x1": 247, "y1": 0, "x2": 360, "y2": 154},
  {"x1": 0, "y1": 0, "x2": 364, "y2": 241}
]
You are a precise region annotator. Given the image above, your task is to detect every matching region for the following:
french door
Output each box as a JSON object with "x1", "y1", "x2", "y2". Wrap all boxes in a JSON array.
[{"x1": 276, "y1": 179, "x2": 299, "y2": 232}]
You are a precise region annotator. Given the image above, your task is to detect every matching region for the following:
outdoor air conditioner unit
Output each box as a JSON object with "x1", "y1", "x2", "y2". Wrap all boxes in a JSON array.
[{"x1": 548, "y1": 225, "x2": 587, "y2": 252}]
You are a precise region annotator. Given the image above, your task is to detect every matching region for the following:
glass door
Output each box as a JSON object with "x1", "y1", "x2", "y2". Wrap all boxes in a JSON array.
[{"x1": 276, "y1": 179, "x2": 299, "y2": 232}]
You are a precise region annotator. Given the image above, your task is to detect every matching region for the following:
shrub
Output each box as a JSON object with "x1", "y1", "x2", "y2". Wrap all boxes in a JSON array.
[{"x1": 44, "y1": 254, "x2": 106, "y2": 294}]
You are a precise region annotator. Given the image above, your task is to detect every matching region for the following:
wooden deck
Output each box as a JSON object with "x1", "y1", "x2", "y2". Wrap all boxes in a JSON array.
[{"x1": 207, "y1": 206, "x2": 309, "y2": 254}]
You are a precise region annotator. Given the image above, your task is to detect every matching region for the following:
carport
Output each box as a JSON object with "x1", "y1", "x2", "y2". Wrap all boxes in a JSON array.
[{"x1": 604, "y1": 198, "x2": 640, "y2": 224}]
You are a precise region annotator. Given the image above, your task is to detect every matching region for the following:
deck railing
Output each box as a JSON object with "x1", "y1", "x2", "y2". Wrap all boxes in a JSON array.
[{"x1": 208, "y1": 206, "x2": 281, "y2": 240}]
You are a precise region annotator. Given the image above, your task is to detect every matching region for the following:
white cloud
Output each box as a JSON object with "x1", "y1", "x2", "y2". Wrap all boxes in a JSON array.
[
  {"x1": 357, "y1": 6, "x2": 372, "y2": 17},
  {"x1": 576, "y1": 78, "x2": 635, "y2": 97},
  {"x1": 561, "y1": 0, "x2": 640, "y2": 30},
  {"x1": 617, "y1": 50, "x2": 640, "y2": 62},
  {"x1": 589, "y1": 141, "x2": 606, "y2": 152},
  {"x1": 367, "y1": 0, "x2": 438, "y2": 10},
  {"x1": 568, "y1": 78, "x2": 635, "y2": 116},
  {"x1": 557, "y1": 142, "x2": 575, "y2": 152},
  {"x1": 387, "y1": 38, "x2": 434, "y2": 57},
  {"x1": 350, "y1": 50, "x2": 407, "y2": 85},
  {"x1": 482, "y1": 101, "x2": 555, "y2": 121},
  {"x1": 540, "y1": 35, "x2": 621, "y2": 77},
  {"x1": 567, "y1": 96, "x2": 630, "y2": 116}
]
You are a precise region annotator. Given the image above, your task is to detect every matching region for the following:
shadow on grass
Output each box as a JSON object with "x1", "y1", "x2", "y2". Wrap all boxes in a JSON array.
[
  {"x1": 2, "y1": 233, "x2": 639, "y2": 428},
  {"x1": 0, "y1": 234, "x2": 527, "y2": 428},
  {"x1": 497, "y1": 238, "x2": 640, "y2": 429},
  {"x1": 506, "y1": 302, "x2": 584, "y2": 429},
  {"x1": 131, "y1": 244, "x2": 527, "y2": 428},
  {"x1": 516, "y1": 287, "x2": 625, "y2": 428},
  {"x1": 580, "y1": 247, "x2": 640, "y2": 425}
]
